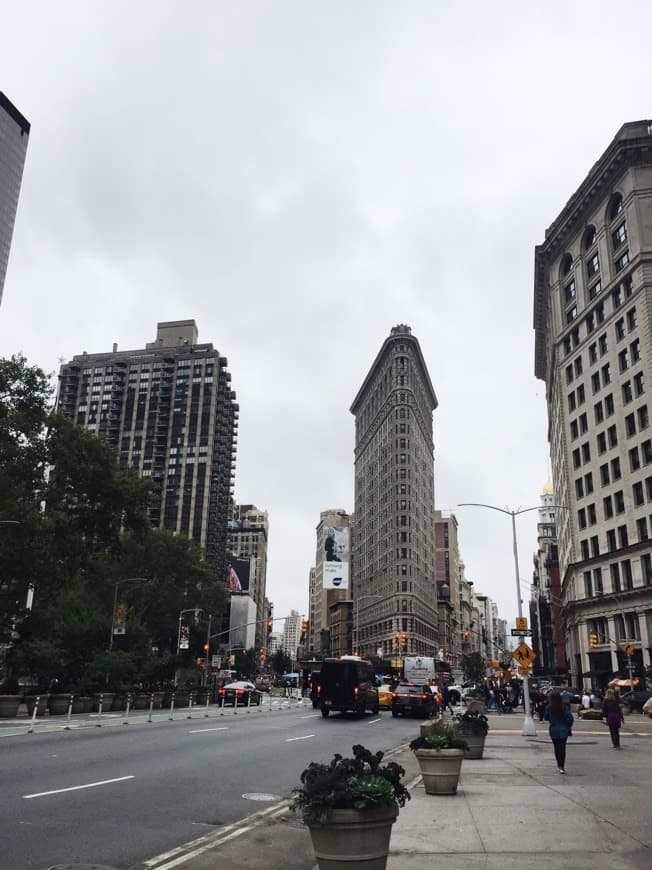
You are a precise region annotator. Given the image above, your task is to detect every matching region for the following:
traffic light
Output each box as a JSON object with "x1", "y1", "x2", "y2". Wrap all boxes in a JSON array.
[
  {"x1": 301, "y1": 619, "x2": 308, "y2": 633},
  {"x1": 203, "y1": 643, "x2": 209, "y2": 653},
  {"x1": 267, "y1": 619, "x2": 273, "y2": 632},
  {"x1": 589, "y1": 633, "x2": 598, "y2": 648},
  {"x1": 242, "y1": 649, "x2": 247, "y2": 655},
  {"x1": 463, "y1": 630, "x2": 470, "y2": 640}
]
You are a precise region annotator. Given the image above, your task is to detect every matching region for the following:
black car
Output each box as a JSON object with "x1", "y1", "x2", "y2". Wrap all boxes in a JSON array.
[
  {"x1": 217, "y1": 681, "x2": 262, "y2": 706},
  {"x1": 391, "y1": 682, "x2": 436, "y2": 718},
  {"x1": 620, "y1": 689, "x2": 652, "y2": 714}
]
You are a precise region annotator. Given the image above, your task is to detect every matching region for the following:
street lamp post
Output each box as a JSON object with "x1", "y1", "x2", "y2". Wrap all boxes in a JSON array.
[
  {"x1": 458, "y1": 502, "x2": 564, "y2": 738},
  {"x1": 353, "y1": 594, "x2": 382, "y2": 656}
]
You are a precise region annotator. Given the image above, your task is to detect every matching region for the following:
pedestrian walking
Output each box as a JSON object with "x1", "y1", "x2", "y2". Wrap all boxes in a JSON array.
[
  {"x1": 544, "y1": 690, "x2": 574, "y2": 774},
  {"x1": 602, "y1": 688, "x2": 624, "y2": 748},
  {"x1": 581, "y1": 690, "x2": 591, "y2": 710},
  {"x1": 440, "y1": 683, "x2": 455, "y2": 715}
]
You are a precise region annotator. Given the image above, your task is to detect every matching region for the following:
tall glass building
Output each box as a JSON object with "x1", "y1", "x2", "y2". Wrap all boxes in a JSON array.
[{"x1": 0, "y1": 92, "x2": 30, "y2": 306}]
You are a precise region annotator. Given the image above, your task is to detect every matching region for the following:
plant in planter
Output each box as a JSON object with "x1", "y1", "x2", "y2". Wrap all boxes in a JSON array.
[
  {"x1": 292, "y1": 743, "x2": 410, "y2": 869},
  {"x1": 453, "y1": 709, "x2": 489, "y2": 759},
  {"x1": 410, "y1": 719, "x2": 469, "y2": 795}
]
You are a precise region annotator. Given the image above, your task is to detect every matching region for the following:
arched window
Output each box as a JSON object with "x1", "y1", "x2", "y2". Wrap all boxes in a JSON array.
[
  {"x1": 560, "y1": 253, "x2": 573, "y2": 277},
  {"x1": 582, "y1": 225, "x2": 597, "y2": 251},
  {"x1": 608, "y1": 193, "x2": 624, "y2": 222}
]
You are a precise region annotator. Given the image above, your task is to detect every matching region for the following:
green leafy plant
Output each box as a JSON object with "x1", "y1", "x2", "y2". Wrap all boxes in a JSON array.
[
  {"x1": 291, "y1": 744, "x2": 410, "y2": 825},
  {"x1": 409, "y1": 719, "x2": 469, "y2": 752},
  {"x1": 453, "y1": 708, "x2": 489, "y2": 736}
]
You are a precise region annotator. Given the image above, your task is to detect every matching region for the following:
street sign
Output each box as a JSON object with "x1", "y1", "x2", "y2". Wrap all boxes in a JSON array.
[
  {"x1": 517, "y1": 665, "x2": 531, "y2": 676},
  {"x1": 622, "y1": 642, "x2": 635, "y2": 656},
  {"x1": 512, "y1": 642, "x2": 537, "y2": 666},
  {"x1": 511, "y1": 628, "x2": 533, "y2": 637},
  {"x1": 515, "y1": 617, "x2": 528, "y2": 630}
]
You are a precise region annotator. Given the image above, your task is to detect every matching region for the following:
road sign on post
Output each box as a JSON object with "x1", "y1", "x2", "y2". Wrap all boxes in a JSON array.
[
  {"x1": 515, "y1": 617, "x2": 528, "y2": 630},
  {"x1": 622, "y1": 642, "x2": 635, "y2": 656},
  {"x1": 512, "y1": 642, "x2": 537, "y2": 667}
]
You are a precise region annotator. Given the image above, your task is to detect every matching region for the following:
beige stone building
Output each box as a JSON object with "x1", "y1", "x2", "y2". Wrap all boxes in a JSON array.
[
  {"x1": 350, "y1": 324, "x2": 439, "y2": 660},
  {"x1": 534, "y1": 121, "x2": 652, "y2": 688},
  {"x1": 307, "y1": 508, "x2": 351, "y2": 655},
  {"x1": 434, "y1": 510, "x2": 462, "y2": 670}
]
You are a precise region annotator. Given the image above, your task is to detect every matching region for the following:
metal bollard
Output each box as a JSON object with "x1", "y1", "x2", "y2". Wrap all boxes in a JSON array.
[
  {"x1": 124, "y1": 693, "x2": 131, "y2": 725},
  {"x1": 220, "y1": 693, "x2": 225, "y2": 716},
  {"x1": 28, "y1": 695, "x2": 40, "y2": 733},
  {"x1": 204, "y1": 691, "x2": 211, "y2": 718},
  {"x1": 169, "y1": 692, "x2": 175, "y2": 721},
  {"x1": 96, "y1": 693, "x2": 104, "y2": 727},
  {"x1": 247, "y1": 692, "x2": 251, "y2": 713},
  {"x1": 65, "y1": 694, "x2": 74, "y2": 729},
  {"x1": 187, "y1": 693, "x2": 194, "y2": 720},
  {"x1": 147, "y1": 693, "x2": 154, "y2": 723}
]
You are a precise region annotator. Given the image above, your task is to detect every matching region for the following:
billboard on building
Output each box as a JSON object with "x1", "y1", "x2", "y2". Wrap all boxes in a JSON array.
[
  {"x1": 226, "y1": 556, "x2": 251, "y2": 593},
  {"x1": 323, "y1": 526, "x2": 349, "y2": 589}
]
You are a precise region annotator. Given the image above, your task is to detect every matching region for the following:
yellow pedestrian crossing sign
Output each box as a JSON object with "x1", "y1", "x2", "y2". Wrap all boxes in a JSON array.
[
  {"x1": 513, "y1": 642, "x2": 537, "y2": 666},
  {"x1": 515, "y1": 617, "x2": 528, "y2": 630},
  {"x1": 517, "y1": 665, "x2": 532, "y2": 676}
]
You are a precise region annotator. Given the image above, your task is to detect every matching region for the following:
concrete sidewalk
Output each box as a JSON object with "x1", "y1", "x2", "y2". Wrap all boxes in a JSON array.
[{"x1": 137, "y1": 716, "x2": 652, "y2": 870}]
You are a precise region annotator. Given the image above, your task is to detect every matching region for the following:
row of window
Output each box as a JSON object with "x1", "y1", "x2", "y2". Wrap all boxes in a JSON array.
[{"x1": 562, "y1": 275, "x2": 633, "y2": 357}]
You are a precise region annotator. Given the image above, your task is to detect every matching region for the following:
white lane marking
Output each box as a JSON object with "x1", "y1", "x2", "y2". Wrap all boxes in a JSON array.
[
  {"x1": 144, "y1": 801, "x2": 286, "y2": 869},
  {"x1": 285, "y1": 734, "x2": 315, "y2": 742},
  {"x1": 367, "y1": 718, "x2": 381, "y2": 725},
  {"x1": 299, "y1": 714, "x2": 319, "y2": 719},
  {"x1": 188, "y1": 727, "x2": 229, "y2": 733},
  {"x1": 24, "y1": 775, "x2": 135, "y2": 799}
]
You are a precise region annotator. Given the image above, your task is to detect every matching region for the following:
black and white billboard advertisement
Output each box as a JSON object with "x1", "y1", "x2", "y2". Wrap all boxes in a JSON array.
[{"x1": 323, "y1": 526, "x2": 349, "y2": 589}]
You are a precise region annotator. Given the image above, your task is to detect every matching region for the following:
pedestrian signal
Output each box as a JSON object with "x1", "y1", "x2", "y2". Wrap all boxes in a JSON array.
[{"x1": 589, "y1": 633, "x2": 598, "y2": 648}]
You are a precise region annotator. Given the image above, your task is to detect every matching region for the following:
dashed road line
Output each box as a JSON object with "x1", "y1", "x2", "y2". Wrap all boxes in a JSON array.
[{"x1": 23, "y1": 775, "x2": 135, "y2": 799}]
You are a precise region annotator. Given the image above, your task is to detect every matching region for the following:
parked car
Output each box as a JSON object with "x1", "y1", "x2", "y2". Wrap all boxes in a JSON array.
[
  {"x1": 255, "y1": 677, "x2": 271, "y2": 692},
  {"x1": 377, "y1": 684, "x2": 393, "y2": 709},
  {"x1": 391, "y1": 682, "x2": 436, "y2": 718},
  {"x1": 318, "y1": 656, "x2": 379, "y2": 718},
  {"x1": 620, "y1": 689, "x2": 652, "y2": 714},
  {"x1": 217, "y1": 681, "x2": 262, "y2": 706}
]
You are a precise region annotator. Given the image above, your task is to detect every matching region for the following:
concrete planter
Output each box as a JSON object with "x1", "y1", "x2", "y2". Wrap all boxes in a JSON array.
[
  {"x1": 111, "y1": 694, "x2": 128, "y2": 711},
  {"x1": 414, "y1": 748, "x2": 465, "y2": 795},
  {"x1": 48, "y1": 694, "x2": 73, "y2": 715},
  {"x1": 25, "y1": 695, "x2": 49, "y2": 716},
  {"x1": 0, "y1": 695, "x2": 21, "y2": 717},
  {"x1": 72, "y1": 696, "x2": 92, "y2": 714},
  {"x1": 307, "y1": 804, "x2": 398, "y2": 870},
  {"x1": 132, "y1": 694, "x2": 149, "y2": 710},
  {"x1": 459, "y1": 730, "x2": 487, "y2": 759}
]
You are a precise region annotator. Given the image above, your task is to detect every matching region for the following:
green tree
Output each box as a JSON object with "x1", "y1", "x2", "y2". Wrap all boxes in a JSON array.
[
  {"x1": 271, "y1": 648, "x2": 292, "y2": 678},
  {"x1": 461, "y1": 652, "x2": 486, "y2": 683}
]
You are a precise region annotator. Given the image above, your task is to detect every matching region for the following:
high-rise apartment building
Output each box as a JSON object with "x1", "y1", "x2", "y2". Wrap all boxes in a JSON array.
[
  {"x1": 530, "y1": 482, "x2": 565, "y2": 676},
  {"x1": 434, "y1": 510, "x2": 462, "y2": 669},
  {"x1": 307, "y1": 508, "x2": 351, "y2": 655},
  {"x1": 282, "y1": 610, "x2": 302, "y2": 662},
  {"x1": 534, "y1": 121, "x2": 652, "y2": 688},
  {"x1": 0, "y1": 92, "x2": 30, "y2": 306},
  {"x1": 227, "y1": 504, "x2": 269, "y2": 651},
  {"x1": 56, "y1": 320, "x2": 238, "y2": 580},
  {"x1": 350, "y1": 324, "x2": 438, "y2": 660}
]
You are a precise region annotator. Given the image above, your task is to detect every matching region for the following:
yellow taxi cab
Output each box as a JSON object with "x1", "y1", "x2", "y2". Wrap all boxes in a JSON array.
[{"x1": 378, "y1": 684, "x2": 393, "y2": 709}]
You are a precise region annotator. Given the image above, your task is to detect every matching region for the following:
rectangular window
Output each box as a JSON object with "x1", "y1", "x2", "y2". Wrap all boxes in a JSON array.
[
  {"x1": 577, "y1": 384, "x2": 585, "y2": 404},
  {"x1": 600, "y1": 463, "x2": 610, "y2": 485},
  {"x1": 564, "y1": 280, "x2": 576, "y2": 304},
  {"x1": 587, "y1": 253, "x2": 600, "y2": 277},
  {"x1": 572, "y1": 448, "x2": 581, "y2": 469},
  {"x1": 608, "y1": 424, "x2": 618, "y2": 447},
  {"x1": 615, "y1": 318, "x2": 626, "y2": 341},
  {"x1": 591, "y1": 372, "x2": 601, "y2": 394},
  {"x1": 610, "y1": 562, "x2": 621, "y2": 592},
  {"x1": 586, "y1": 312, "x2": 595, "y2": 334},
  {"x1": 566, "y1": 306, "x2": 578, "y2": 324},
  {"x1": 615, "y1": 250, "x2": 630, "y2": 273},
  {"x1": 584, "y1": 570, "x2": 593, "y2": 598},
  {"x1": 597, "y1": 432, "x2": 607, "y2": 454},
  {"x1": 627, "y1": 307, "x2": 637, "y2": 331},
  {"x1": 602, "y1": 363, "x2": 611, "y2": 385},
  {"x1": 622, "y1": 560, "x2": 633, "y2": 589},
  {"x1": 631, "y1": 338, "x2": 641, "y2": 363},
  {"x1": 622, "y1": 380, "x2": 633, "y2": 404},
  {"x1": 598, "y1": 334, "x2": 608, "y2": 356},
  {"x1": 618, "y1": 525, "x2": 629, "y2": 548},
  {"x1": 634, "y1": 372, "x2": 645, "y2": 396},
  {"x1": 588, "y1": 503, "x2": 597, "y2": 525},
  {"x1": 641, "y1": 554, "x2": 652, "y2": 585},
  {"x1": 612, "y1": 286, "x2": 623, "y2": 308},
  {"x1": 636, "y1": 517, "x2": 648, "y2": 541},
  {"x1": 574, "y1": 357, "x2": 583, "y2": 376},
  {"x1": 615, "y1": 490, "x2": 625, "y2": 513},
  {"x1": 566, "y1": 365, "x2": 574, "y2": 385},
  {"x1": 570, "y1": 420, "x2": 579, "y2": 440},
  {"x1": 594, "y1": 401, "x2": 604, "y2": 423},
  {"x1": 596, "y1": 302, "x2": 605, "y2": 324},
  {"x1": 642, "y1": 440, "x2": 652, "y2": 464},
  {"x1": 619, "y1": 349, "x2": 630, "y2": 372},
  {"x1": 630, "y1": 447, "x2": 641, "y2": 472},
  {"x1": 589, "y1": 280, "x2": 602, "y2": 300},
  {"x1": 625, "y1": 413, "x2": 636, "y2": 437},
  {"x1": 568, "y1": 392, "x2": 577, "y2": 412},
  {"x1": 582, "y1": 441, "x2": 591, "y2": 462},
  {"x1": 603, "y1": 495, "x2": 613, "y2": 519},
  {"x1": 588, "y1": 343, "x2": 598, "y2": 364},
  {"x1": 611, "y1": 457, "x2": 622, "y2": 479},
  {"x1": 638, "y1": 405, "x2": 649, "y2": 430},
  {"x1": 607, "y1": 529, "x2": 617, "y2": 551},
  {"x1": 593, "y1": 567, "x2": 603, "y2": 594},
  {"x1": 585, "y1": 472, "x2": 593, "y2": 494},
  {"x1": 579, "y1": 412, "x2": 588, "y2": 434},
  {"x1": 578, "y1": 508, "x2": 587, "y2": 530},
  {"x1": 590, "y1": 535, "x2": 600, "y2": 557},
  {"x1": 612, "y1": 223, "x2": 627, "y2": 249},
  {"x1": 581, "y1": 540, "x2": 590, "y2": 560},
  {"x1": 605, "y1": 393, "x2": 615, "y2": 416},
  {"x1": 575, "y1": 478, "x2": 584, "y2": 499}
]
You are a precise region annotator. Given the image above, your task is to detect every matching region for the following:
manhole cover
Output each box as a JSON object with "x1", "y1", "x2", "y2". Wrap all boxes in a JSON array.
[{"x1": 242, "y1": 792, "x2": 282, "y2": 802}]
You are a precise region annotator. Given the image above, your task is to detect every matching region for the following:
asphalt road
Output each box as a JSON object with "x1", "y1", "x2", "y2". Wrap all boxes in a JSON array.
[{"x1": 0, "y1": 702, "x2": 419, "y2": 870}]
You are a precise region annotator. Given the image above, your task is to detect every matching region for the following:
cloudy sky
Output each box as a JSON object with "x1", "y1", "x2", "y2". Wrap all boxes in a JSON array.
[{"x1": 2, "y1": 2, "x2": 652, "y2": 634}]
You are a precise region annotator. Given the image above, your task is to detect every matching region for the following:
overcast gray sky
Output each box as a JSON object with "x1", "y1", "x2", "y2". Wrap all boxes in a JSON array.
[{"x1": 2, "y1": 2, "x2": 652, "y2": 634}]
